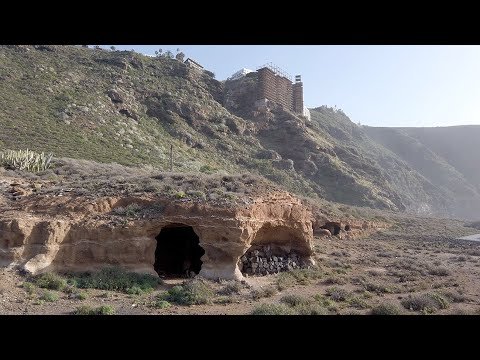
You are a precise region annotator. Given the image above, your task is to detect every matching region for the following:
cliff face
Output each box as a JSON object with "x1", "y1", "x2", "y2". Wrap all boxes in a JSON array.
[{"x1": 0, "y1": 174, "x2": 314, "y2": 280}]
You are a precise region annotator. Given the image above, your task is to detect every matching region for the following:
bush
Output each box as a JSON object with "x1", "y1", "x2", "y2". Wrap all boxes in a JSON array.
[
  {"x1": 113, "y1": 203, "x2": 142, "y2": 217},
  {"x1": 71, "y1": 267, "x2": 159, "y2": 294},
  {"x1": 39, "y1": 290, "x2": 59, "y2": 302},
  {"x1": 295, "y1": 303, "x2": 329, "y2": 315},
  {"x1": 371, "y1": 302, "x2": 403, "y2": 315},
  {"x1": 428, "y1": 266, "x2": 451, "y2": 276},
  {"x1": 218, "y1": 281, "x2": 243, "y2": 295},
  {"x1": 251, "y1": 286, "x2": 277, "y2": 300},
  {"x1": 276, "y1": 272, "x2": 296, "y2": 291},
  {"x1": 213, "y1": 296, "x2": 234, "y2": 304},
  {"x1": 362, "y1": 281, "x2": 395, "y2": 294},
  {"x1": 326, "y1": 287, "x2": 349, "y2": 302},
  {"x1": 441, "y1": 290, "x2": 470, "y2": 303},
  {"x1": 22, "y1": 282, "x2": 36, "y2": 295},
  {"x1": 199, "y1": 165, "x2": 215, "y2": 173},
  {"x1": 348, "y1": 296, "x2": 369, "y2": 309},
  {"x1": 158, "y1": 279, "x2": 214, "y2": 305},
  {"x1": 314, "y1": 294, "x2": 336, "y2": 309},
  {"x1": 174, "y1": 191, "x2": 186, "y2": 199},
  {"x1": 276, "y1": 267, "x2": 323, "y2": 290},
  {"x1": 401, "y1": 293, "x2": 450, "y2": 314},
  {"x1": 33, "y1": 273, "x2": 67, "y2": 291},
  {"x1": 251, "y1": 304, "x2": 295, "y2": 315},
  {"x1": 280, "y1": 294, "x2": 311, "y2": 307},
  {"x1": 126, "y1": 286, "x2": 144, "y2": 295},
  {"x1": 151, "y1": 299, "x2": 171, "y2": 309},
  {"x1": 74, "y1": 305, "x2": 115, "y2": 315},
  {"x1": 186, "y1": 190, "x2": 206, "y2": 200},
  {"x1": 75, "y1": 291, "x2": 88, "y2": 300},
  {"x1": 95, "y1": 305, "x2": 115, "y2": 315},
  {"x1": 323, "y1": 275, "x2": 347, "y2": 285}
]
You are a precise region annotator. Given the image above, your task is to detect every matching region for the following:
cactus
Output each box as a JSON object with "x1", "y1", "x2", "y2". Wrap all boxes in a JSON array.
[{"x1": 0, "y1": 149, "x2": 53, "y2": 172}]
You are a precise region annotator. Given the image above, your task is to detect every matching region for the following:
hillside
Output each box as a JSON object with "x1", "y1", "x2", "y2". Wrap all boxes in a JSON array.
[
  {"x1": 364, "y1": 126, "x2": 480, "y2": 220},
  {"x1": 400, "y1": 126, "x2": 480, "y2": 191},
  {"x1": 1, "y1": 45, "x2": 479, "y2": 220}
]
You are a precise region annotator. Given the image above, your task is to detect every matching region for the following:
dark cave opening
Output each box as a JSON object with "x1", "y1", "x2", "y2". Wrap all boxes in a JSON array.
[{"x1": 154, "y1": 225, "x2": 205, "y2": 277}]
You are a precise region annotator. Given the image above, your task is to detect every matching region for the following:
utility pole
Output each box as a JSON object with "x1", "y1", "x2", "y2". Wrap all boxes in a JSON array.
[{"x1": 170, "y1": 144, "x2": 173, "y2": 172}]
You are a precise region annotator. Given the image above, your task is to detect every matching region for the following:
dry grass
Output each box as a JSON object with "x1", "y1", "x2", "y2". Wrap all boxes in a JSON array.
[
  {"x1": 12, "y1": 157, "x2": 277, "y2": 204},
  {"x1": 401, "y1": 292, "x2": 450, "y2": 314},
  {"x1": 251, "y1": 286, "x2": 277, "y2": 300},
  {"x1": 371, "y1": 302, "x2": 403, "y2": 315}
]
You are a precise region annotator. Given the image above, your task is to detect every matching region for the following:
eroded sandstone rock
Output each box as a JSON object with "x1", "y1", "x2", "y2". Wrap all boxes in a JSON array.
[{"x1": 0, "y1": 191, "x2": 314, "y2": 281}]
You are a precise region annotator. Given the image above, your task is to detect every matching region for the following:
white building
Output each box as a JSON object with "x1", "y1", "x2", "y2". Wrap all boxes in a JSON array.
[
  {"x1": 303, "y1": 106, "x2": 311, "y2": 121},
  {"x1": 227, "y1": 68, "x2": 254, "y2": 81}
]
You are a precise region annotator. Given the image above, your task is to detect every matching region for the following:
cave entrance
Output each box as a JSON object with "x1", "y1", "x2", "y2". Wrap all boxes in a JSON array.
[
  {"x1": 239, "y1": 223, "x2": 308, "y2": 276},
  {"x1": 154, "y1": 224, "x2": 205, "y2": 277}
]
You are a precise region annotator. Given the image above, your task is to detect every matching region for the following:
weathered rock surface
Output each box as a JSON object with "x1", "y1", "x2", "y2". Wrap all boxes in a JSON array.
[{"x1": 0, "y1": 190, "x2": 314, "y2": 281}]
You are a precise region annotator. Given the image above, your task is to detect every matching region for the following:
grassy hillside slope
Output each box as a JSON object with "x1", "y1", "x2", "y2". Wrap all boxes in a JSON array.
[{"x1": 1, "y1": 45, "x2": 479, "y2": 219}]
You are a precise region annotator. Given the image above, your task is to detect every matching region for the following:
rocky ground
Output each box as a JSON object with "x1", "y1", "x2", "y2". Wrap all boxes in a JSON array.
[{"x1": 2, "y1": 215, "x2": 479, "y2": 315}]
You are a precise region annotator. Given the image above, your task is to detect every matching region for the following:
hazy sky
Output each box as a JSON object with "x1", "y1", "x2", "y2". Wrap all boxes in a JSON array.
[{"x1": 102, "y1": 45, "x2": 480, "y2": 127}]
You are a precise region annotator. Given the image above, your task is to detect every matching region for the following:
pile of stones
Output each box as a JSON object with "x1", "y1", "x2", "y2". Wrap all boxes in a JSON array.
[{"x1": 239, "y1": 245, "x2": 303, "y2": 276}]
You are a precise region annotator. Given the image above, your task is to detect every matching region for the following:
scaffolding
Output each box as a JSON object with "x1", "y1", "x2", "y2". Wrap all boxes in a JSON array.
[{"x1": 256, "y1": 62, "x2": 293, "y2": 82}]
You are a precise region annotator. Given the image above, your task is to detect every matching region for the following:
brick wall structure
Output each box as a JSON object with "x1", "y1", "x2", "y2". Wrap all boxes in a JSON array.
[
  {"x1": 257, "y1": 67, "x2": 278, "y2": 104},
  {"x1": 256, "y1": 66, "x2": 304, "y2": 115}
]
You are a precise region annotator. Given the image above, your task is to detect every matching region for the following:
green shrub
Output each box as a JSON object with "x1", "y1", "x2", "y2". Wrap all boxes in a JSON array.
[
  {"x1": 71, "y1": 267, "x2": 159, "y2": 294},
  {"x1": 280, "y1": 294, "x2": 311, "y2": 307},
  {"x1": 39, "y1": 290, "x2": 59, "y2": 302},
  {"x1": 158, "y1": 279, "x2": 214, "y2": 305},
  {"x1": 371, "y1": 302, "x2": 403, "y2": 315},
  {"x1": 323, "y1": 275, "x2": 347, "y2": 285},
  {"x1": 213, "y1": 296, "x2": 234, "y2": 304},
  {"x1": 276, "y1": 272, "x2": 297, "y2": 291},
  {"x1": 186, "y1": 190, "x2": 206, "y2": 200},
  {"x1": 175, "y1": 191, "x2": 186, "y2": 199},
  {"x1": 76, "y1": 292, "x2": 88, "y2": 300},
  {"x1": 218, "y1": 281, "x2": 243, "y2": 295},
  {"x1": 401, "y1": 293, "x2": 450, "y2": 314},
  {"x1": 428, "y1": 266, "x2": 451, "y2": 276},
  {"x1": 362, "y1": 281, "x2": 395, "y2": 294},
  {"x1": 348, "y1": 296, "x2": 369, "y2": 309},
  {"x1": 276, "y1": 267, "x2": 323, "y2": 290},
  {"x1": 126, "y1": 286, "x2": 144, "y2": 295},
  {"x1": 295, "y1": 303, "x2": 329, "y2": 315},
  {"x1": 251, "y1": 303, "x2": 295, "y2": 315},
  {"x1": 34, "y1": 273, "x2": 67, "y2": 291},
  {"x1": 326, "y1": 287, "x2": 349, "y2": 302},
  {"x1": 314, "y1": 294, "x2": 336, "y2": 309},
  {"x1": 199, "y1": 165, "x2": 215, "y2": 173},
  {"x1": 151, "y1": 299, "x2": 172, "y2": 309},
  {"x1": 74, "y1": 305, "x2": 115, "y2": 315},
  {"x1": 22, "y1": 282, "x2": 36, "y2": 295},
  {"x1": 441, "y1": 290, "x2": 470, "y2": 303},
  {"x1": 251, "y1": 286, "x2": 277, "y2": 300},
  {"x1": 113, "y1": 203, "x2": 142, "y2": 217}
]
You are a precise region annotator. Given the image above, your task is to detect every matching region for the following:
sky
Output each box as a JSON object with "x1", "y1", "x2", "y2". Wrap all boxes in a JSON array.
[{"x1": 101, "y1": 45, "x2": 480, "y2": 127}]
